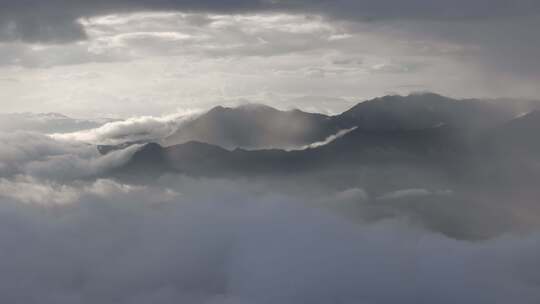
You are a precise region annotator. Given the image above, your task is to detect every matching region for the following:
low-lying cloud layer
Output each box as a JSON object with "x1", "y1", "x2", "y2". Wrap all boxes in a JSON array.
[
  {"x1": 0, "y1": 176, "x2": 539, "y2": 304},
  {"x1": 0, "y1": 130, "x2": 539, "y2": 303},
  {"x1": 0, "y1": 132, "x2": 138, "y2": 180}
]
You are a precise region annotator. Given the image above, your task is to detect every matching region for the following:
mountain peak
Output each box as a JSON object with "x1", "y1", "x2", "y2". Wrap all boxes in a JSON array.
[
  {"x1": 135, "y1": 142, "x2": 164, "y2": 157},
  {"x1": 365, "y1": 92, "x2": 451, "y2": 104},
  {"x1": 236, "y1": 103, "x2": 277, "y2": 112},
  {"x1": 207, "y1": 103, "x2": 278, "y2": 115},
  {"x1": 407, "y1": 91, "x2": 449, "y2": 100}
]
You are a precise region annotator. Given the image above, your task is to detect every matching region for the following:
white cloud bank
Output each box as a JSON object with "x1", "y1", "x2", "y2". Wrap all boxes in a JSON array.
[
  {"x1": 0, "y1": 123, "x2": 539, "y2": 304},
  {"x1": 50, "y1": 110, "x2": 201, "y2": 145},
  {"x1": 0, "y1": 132, "x2": 139, "y2": 180}
]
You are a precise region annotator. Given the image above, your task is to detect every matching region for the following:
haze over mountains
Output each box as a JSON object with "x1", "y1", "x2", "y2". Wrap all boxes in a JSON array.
[
  {"x1": 10, "y1": 92, "x2": 536, "y2": 195},
  {"x1": 118, "y1": 93, "x2": 540, "y2": 175},
  {"x1": 157, "y1": 93, "x2": 536, "y2": 149},
  {"x1": 88, "y1": 93, "x2": 540, "y2": 239},
  {"x1": 2, "y1": 93, "x2": 540, "y2": 258},
  {"x1": 118, "y1": 94, "x2": 540, "y2": 186},
  {"x1": 3, "y1": 92, "x2": 540, "y2": 303},
  {"x1": 162, "y1": 103, "x2": 341, "y2": 150},
  {"x1": 35, "y1": 92, "x2": 538, "y2": 154}
]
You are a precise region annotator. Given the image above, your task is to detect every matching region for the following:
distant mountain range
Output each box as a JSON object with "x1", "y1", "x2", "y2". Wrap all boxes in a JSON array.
[
  {"x1": 161, "y1": 103, "x2": 343, "y2": 150},
  {"x1": 121, "y1": 124, "x2": 464, "y2": 177},
  {"x1": 159, "y1": 93, "x2": 538, "y2": 150},
  {"x1": 102, "y1": 93, "x2": 540, "y2": 239},
  {"x1": 113, "y1": 93, "x2": 540, "y2": 186}
]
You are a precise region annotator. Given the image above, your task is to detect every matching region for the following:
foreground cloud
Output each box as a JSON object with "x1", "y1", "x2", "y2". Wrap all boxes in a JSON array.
[
  {"x1": 0, "y1": 181, "x2": 539, "y2": 303},
  {"x1": 0, "y1": 177, "x2": 180, "y2": 205},
  {"x1": 1, "y1": 109, "x2": 540, "y2": 303}
]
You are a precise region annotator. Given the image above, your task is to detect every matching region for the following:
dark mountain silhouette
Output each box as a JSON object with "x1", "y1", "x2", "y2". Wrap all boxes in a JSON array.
[
  {"x1": 161, "y1": 93, "x2": 524, "y2": 150},
  {"x1": 337, "y1": 93, "x2": 510, "y2": 131},
  {"x1": 97, "y1": 141, "x2": 148, "y2": 155},
  {"x1": 118, "y1": 125, "x2": 470, "y2": 179},
  {"x1": 106, "y1": 94, "x2": 540, "y2": 241},
  {"x1": 113, "y1": 93, "x2": 540, "y2": 190},
  {"x1": 162, "y1": 103, "x2": 342, "y2": 149}
]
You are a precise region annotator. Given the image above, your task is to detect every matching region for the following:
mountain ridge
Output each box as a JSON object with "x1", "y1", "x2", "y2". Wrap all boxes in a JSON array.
[
  {"x1": 161, "y1": 92, "x2": 536, "y2": 150},
  {"x1": 112, "y1": 94, "x2": 540, "y2": 182}
]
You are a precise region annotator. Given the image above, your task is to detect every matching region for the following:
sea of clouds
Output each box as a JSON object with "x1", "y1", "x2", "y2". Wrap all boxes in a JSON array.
[{"x1": 0, "y1": 130, "x2": 539, "y2": 303}]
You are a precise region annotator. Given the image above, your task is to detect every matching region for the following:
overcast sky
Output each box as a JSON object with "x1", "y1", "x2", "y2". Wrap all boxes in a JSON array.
[{"x1": 0, "y1": 0, "x2": 539, "y2": 117}]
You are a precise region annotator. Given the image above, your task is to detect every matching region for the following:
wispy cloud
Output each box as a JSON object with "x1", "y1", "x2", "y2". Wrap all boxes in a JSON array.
[
  {"x1": 50, "y1": 110, "x2": 201, "y2": 145},
  {"x1": 297, "y1": 126, "x2": 357, "y2": 150}
]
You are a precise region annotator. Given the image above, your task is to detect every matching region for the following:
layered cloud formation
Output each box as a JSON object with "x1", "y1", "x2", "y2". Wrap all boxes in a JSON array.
[
  {"x1": 1, "y1": 174, "x2": 540, "y2": 303},
  {"x1": 0, "y1": 123, "x2": 540, "y2": 303},
  {"x1": 51, "y1": 110, "x2": 200, "y2": 145},
  {"x1": 1, "y1": 1, "x2": 539, "y2": 116},
  {"x1": 1, "y1": 0, "x2": 539, "y2": 43},
  {"x1": 0, "y1": 132, "x2": 138, "y2": 180},
  {"x1": 1, "y1": 1, "x2": 540, "y2": 301}
]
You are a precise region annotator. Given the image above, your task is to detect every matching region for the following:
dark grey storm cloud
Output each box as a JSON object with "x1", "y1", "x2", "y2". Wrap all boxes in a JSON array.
[{"x1": 1, "y1": 0, "x2": 539, "y2": 43}]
